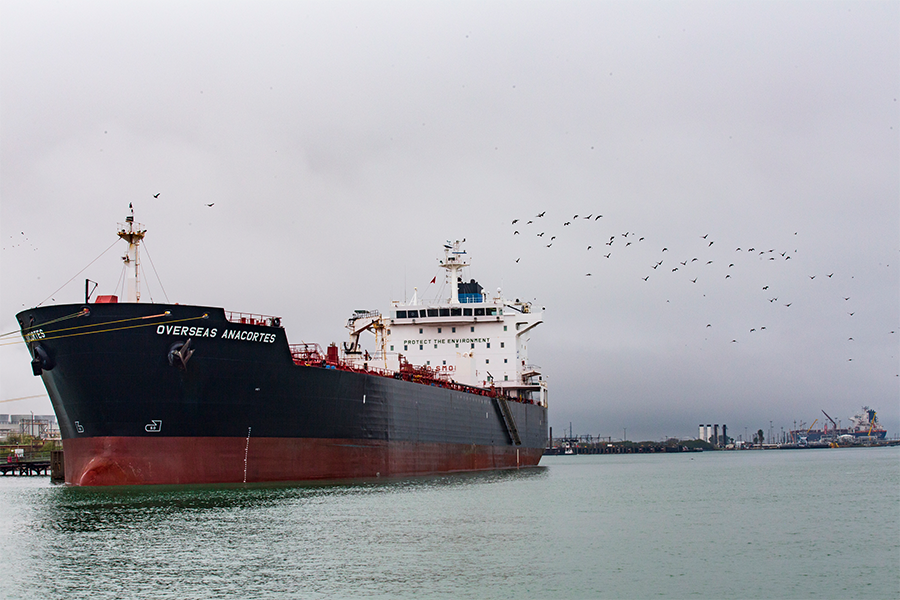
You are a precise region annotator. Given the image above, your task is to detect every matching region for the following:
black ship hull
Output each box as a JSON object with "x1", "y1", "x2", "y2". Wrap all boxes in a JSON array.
[{"x1": 17, "y1": 302, "x2": 548, "y2": 486}]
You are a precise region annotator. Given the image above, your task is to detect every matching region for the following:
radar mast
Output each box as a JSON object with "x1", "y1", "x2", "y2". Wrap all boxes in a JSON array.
[{"x1": 117, "y1": 204, "x2": 146, "y2": 302}]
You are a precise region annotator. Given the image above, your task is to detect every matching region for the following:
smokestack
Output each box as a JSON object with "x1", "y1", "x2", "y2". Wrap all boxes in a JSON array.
[
  {"x1": 714, "y1": 424, "x2": 719, "y2": 447},
  {"x1": 722, "y1": 424, "x2": 727, "y2": 447}
]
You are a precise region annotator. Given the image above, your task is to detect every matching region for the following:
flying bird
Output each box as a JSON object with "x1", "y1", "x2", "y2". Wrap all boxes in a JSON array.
[
  {"x1": 153, "y1": 193, "x2": 160, "y2": 198},
  {"x1": 594, "y1": 215, "x2": 603, "y2": 220},
  {"x1": 511, "y1": 219, "x2": 518, "y2": 224},
  {"x1": 662, "y1": 247, "x2": 668, "y2": 252},
  {"x1": 514, "y1": 231, "x2": 519, "y2": 235},
  {"x1": 206, "y1": 203, "x2": 215, "y2": 207},
  {"x1": 643, "y1": 276, "x2": 649, "y2": 281},
  {"x1": 536, "y1": 211, "x2": 546, "y2": 217},
  {"x1": 564, "y1": 221, "x2": 571, "y2": 226},
  {"x1": 587, "y1": 246, "x2": 592, "y2": 250}
]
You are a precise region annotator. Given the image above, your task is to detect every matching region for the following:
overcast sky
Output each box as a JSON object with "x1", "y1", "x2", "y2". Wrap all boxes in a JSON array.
[{"x1": 2, "y1": 1, "x2": 897, "y2": 442}]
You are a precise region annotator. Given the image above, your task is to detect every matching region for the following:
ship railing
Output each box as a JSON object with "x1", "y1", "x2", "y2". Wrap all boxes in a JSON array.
[
  {"x1": 349, "y1": 309, "x2": 381, "y2": 320},
  {"x1": 226, "y1": 311, "x2": 282, "y2": 327},
  {"x1": 521, "y1": 363, "x2": 541, "y2": 374},
  {"x1": 290, "y1": 343, "x2": 325, "y2": 366},
  {"x1": 292, "y1": 348, "x2": 542, "y2": 404}
]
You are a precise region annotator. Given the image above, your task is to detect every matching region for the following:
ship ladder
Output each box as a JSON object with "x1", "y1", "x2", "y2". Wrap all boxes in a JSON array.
[{"x1": 494, "y1": 396, "x2": 522, "y2": 445}]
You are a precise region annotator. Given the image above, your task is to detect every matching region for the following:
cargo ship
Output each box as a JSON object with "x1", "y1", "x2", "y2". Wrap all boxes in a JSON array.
[
  {"x1": 16, "y1": 211, "x2": 548, "y2": 486},
  {"x1": 789, "y1": 407, "x2": 887, "y2": 444}
]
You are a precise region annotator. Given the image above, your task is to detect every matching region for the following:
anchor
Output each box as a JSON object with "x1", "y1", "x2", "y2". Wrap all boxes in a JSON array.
[{"x1": 167, "y1": 338, "x2": 194, "y2": 370}]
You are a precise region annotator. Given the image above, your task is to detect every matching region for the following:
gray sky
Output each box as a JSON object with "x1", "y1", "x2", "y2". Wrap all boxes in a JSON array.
[{"x1": 2, "y1": 1, "x2": 897, "y2": 442}]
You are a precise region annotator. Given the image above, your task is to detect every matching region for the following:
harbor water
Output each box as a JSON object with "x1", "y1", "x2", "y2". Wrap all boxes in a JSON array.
[{"x1": 0, "y1": 447, "x2": 897, "y2": 599}]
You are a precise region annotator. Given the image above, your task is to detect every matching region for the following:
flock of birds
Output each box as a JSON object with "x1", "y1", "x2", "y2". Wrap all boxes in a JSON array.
[
  {"x1": 506, "y1": 209, "x2": 894, "y2": 361},
  {"x1": 2, "y1": 231, "x2": 38, "y2": 252}
]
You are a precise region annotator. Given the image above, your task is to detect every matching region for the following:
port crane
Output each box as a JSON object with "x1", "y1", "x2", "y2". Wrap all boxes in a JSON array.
[{"x1": 821, "y1": 410, "x2": 838, "y2": 434}]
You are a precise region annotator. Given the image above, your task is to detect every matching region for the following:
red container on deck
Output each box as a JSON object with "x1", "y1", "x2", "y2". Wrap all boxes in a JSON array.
[{"x1": 95, "y1": 295, "x2": 118, "y2": 303}]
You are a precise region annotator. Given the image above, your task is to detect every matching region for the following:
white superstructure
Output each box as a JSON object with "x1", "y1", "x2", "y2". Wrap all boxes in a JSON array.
[{"x1": 342, "y1": 240, "x2": 547, "y2": 406}]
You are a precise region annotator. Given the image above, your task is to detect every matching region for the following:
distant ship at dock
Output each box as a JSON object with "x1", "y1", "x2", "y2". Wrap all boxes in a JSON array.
[{"x1": 789, "y1": 407, "x2": 887, "y2": 444}]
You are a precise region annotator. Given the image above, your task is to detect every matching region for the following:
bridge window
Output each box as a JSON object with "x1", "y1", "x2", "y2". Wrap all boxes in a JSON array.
[
  {"x1": 463, "y1": 308, "x2": 473, "y2": 316},
  {"x1": 439, "y1": 308, "x2": 450, "y2": 317},
  {"x1": 427, "y1": 309, "x2": 439, "y2": 317},
  {"x1": 474, "y1": 308, "x2": 485, "y2": 316},
  {"x1": 396, "y1": 310, "x2": 407, "y2": 318},
  {"x1": 450, "y1": 308, "x2": 462, "y2": 316}
]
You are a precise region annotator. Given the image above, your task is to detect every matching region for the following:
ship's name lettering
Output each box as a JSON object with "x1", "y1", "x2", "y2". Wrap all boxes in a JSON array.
[
  {"x1": 220, "y1": 329, "x2": 277, "y2": 343},
  {"x1": 403, "y1": 337, "x2": 490, "y2": 345},
  {"x1": 24, "y1": 329, "x2": 45, "y2": 342},
  {"x1": 156, "y1": 325, "x2": 277, "y2": 343},
  {"x1": 157, "y1": 325, "x2": 218, "y2": 338}
]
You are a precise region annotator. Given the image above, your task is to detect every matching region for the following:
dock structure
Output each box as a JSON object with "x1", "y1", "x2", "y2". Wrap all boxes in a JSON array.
[
  {"x1": 0, "y1": 457, "x2": 52, "y2": 476},
  {"x1": 0, "y1": 449, "x2": 62, "y2": 478},
  {"x1": 544, "y1": 439, "x2": 707, "y2": 455}
]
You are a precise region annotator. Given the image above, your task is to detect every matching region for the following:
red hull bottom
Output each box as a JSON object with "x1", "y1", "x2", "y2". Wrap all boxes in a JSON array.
[{"x1": 62, "y1": 437, "x2": 544, "y2": 486}]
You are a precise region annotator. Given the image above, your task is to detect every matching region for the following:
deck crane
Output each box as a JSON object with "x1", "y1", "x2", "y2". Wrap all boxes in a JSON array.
[{"x1": 343, "y1": 310, "x2": 386, "y2": 363}]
